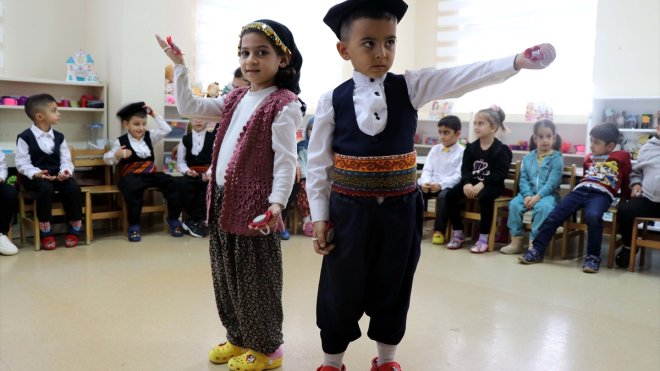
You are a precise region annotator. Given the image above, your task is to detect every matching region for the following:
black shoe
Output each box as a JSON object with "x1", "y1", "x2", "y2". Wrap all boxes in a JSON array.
[
  {"x1": 615, "y1": 247, "x2": 632, "y2": 268},
  {"x1": 184, "y1": 221, "x2": 208, "y2": 238}
]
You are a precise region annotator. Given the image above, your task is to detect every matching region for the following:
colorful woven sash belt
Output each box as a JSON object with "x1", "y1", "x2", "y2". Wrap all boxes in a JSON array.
[
  {"x1": 331, "y1": 151, "x2": 418, "y2": 197},
  {"x1": 121, "y1": 161, "x2": 157, "y2": 177},
  {"x1": 189, "y1": 165, "x2": 210, "y2": 173}
]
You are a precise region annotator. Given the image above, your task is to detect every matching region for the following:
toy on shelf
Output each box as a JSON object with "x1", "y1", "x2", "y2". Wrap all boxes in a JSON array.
[
  {"x1": 66, "y1": 49, "x2": 98, "y2": 82},
  {"x1": 525, "y1": 102, "x2": 553, "y2": 121},
  {"x1": 165, "y1": 64, "x2": 175, "y2": 104},
  {"x1": 640, "y1": 114, "x2": 653, "y2": 129}
]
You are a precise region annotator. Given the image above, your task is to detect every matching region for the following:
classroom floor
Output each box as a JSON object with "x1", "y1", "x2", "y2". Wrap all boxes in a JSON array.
[{"x1": 1, "y1": 223, "x2": 659, "y2": 371}]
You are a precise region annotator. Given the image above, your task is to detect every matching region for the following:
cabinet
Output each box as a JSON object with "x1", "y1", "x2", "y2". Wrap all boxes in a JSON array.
[
  {"x1": 589, "y1": 97, "x2": 660, "y2": 162},
  {"x1": 0, "y1": 76, "x2": 107, "y2": 166}
]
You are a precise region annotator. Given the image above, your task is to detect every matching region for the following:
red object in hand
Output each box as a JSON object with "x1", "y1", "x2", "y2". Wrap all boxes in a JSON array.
[
  {"x1": 248, "y1": 210, "x2": 272, "y2": 229},
  {"x1": 524, "y1": 45, "x2": 544, "y2": 61},
  {"x1": 167, "y1": 36, "x2": 183, "y2": 56}
]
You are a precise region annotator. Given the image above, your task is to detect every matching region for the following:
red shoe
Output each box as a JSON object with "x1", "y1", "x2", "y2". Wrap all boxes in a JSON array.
[
  {"x1": 316, "y1": 365, "x2": 346, "y2": 371},
  {"x1": 370, "y1": 357, "x2": 402, "y2": 371},
  {"x1": 64, "y1": 234, "x2": 79, "y2": 248},
  {"x1": 41, "y1": 235, "x2": 57, "y2": 250}
]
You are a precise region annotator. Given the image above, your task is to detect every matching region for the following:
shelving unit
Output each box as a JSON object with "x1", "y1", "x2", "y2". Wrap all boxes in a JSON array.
[
  {"x1": 0, "y1": 76, "x2": 107, "y2": 166},
  {"x1": 159, "y1": 104, "x2": 189, "y2": 175},
  {"x1": 590, "y1": 97, "x2": 660, "y2": 160}
]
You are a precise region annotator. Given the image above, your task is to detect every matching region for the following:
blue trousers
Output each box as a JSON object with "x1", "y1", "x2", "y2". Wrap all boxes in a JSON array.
[
  {"x1": 532, "y1": 187, "x2": 612, "y2": 256},
  {"x1": 507, "y1": 194, "x2": 557, "y2": 240}
]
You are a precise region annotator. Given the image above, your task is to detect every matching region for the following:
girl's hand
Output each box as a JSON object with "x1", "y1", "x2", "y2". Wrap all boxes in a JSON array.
[
  {"x1": 527, "y1": 194, "x2": 541, "y2": 208},
  {"x1": 631, "y1": 184, "x2": 642, "y2": 198},
  {"x1": 471, "y1": 182, "x2": 484, "y2": 198},
  {"x1": 156, "y1": 34, "x2": 186, "y2": 65},
  {"x1": 514, "y1": 43, "x2": 556, "y2": 70},
  {"x1": 266, "y1": 203, "x2": 283, "y2": 231},
  {"x1": 523, "y1": 196, "x2": 533, "y2": 209},
  {"x1": 312, "y1": 221, "x2": 335, "y2": 256},
  {"x1": 463, "y1": 184, "x2": 473, "y2": 198}
]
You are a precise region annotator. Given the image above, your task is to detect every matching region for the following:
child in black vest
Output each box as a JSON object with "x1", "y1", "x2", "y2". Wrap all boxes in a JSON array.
[
  {"x1": 176, "y1": 119, "x2": 214, "y2": 237},
  {"x1": 15, "y1": 94, "x2": 83, "y2": 250},
  {"x1": 103, "y1": 102, "x2": 183, "y2": 242},
  {"x1": 0, "y1": 151, "x2": 19, "y2": 255}
]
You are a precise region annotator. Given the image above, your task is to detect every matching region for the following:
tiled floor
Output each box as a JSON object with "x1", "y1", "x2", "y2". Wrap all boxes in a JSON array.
[{"x1": 1, "y1": 226, "x2": 658, "y2": 371}]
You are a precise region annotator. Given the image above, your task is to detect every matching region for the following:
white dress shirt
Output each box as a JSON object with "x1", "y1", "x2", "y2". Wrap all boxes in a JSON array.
[
  {"x1": 418, "y1": 142, "x2": 464, "y2": 188},
  {"x1": 103, "y1": 116, "x2": 171, "y2": 165},
  {"x1": 173, "y1": 64, "x2": 301, "y2": 207},
  {"x1": 176, "y1": 129, "x2": 209, "y2": 174},
  {"x1": 0, "y1": 151, "x2": 7, "y2": 182},
  {"x1": 307, "y1": 55, "x2": 518, "y2": 221},
  {"x1": 15, "y1": 124, "x2": 75, "y2": 179}
]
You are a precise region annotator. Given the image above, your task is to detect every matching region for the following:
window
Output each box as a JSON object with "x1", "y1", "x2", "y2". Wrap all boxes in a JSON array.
[
  {"x1": 435, "y1": 0, "x2": 598, "y2": 115},
  {"x1": 195, "y1": 0, "x2": 342, "y2": 113}
]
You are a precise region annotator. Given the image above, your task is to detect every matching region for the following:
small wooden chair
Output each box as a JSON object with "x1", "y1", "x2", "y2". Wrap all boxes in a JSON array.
[
  {"x1": 72, "y1": 148, "x2": 126, "y2": 242},
  {"x1": 114, "y1": 164, "x2": 168, "y2": 233},
  {"x1": 629, "y1": 217, "x2": 660, "y2": 272},
  {"x1": 454, "y1": 161, "x2": 521, "y2": 252},
  {"x1": 560, "y1": 168, "x2": 621, "y2": 268}
]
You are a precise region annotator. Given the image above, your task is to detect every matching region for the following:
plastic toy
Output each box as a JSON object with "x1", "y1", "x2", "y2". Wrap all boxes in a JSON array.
[
  {"x1": 249, "y1": 211, "x2": 273, "y2": 235},
  {"x1": 166, "y1": 36, "x2": 183, "y2": 56}
]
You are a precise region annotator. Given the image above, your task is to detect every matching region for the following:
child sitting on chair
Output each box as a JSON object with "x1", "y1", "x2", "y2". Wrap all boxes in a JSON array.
[
  {"x1": 418, "y1": 115, "x2": 464, "y2": 245},
  {"x1": 103, "y1": 102, "x2": 183, "y2": 242},
  {"x1": 15, "y1": 94, "x2": 83, "y2": 250}
]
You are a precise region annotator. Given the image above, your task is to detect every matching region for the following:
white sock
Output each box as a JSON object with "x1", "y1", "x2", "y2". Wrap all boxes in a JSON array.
[
  {"x1": 323, "y1": 352, "x2": 344, "y2": 368},
  {"x1": 376, "y1": 342, "x2": 397, "y2": 365},
  {"x1": 303, "y1": 215, "x2": 311, "y2": 224}
]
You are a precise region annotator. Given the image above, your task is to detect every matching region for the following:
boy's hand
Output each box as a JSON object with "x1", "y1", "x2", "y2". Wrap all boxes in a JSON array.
[
  {"x1": 430, "y1": 183, "x2": 441, "y2": 193},
  {"x1": 631, "y1": 184, "x2": 642, "y2": 198},
  {"x1": 186, "y1": 170, "x2": 199, "y2": 177},
  {"x1": 144, "y1": 104, "x2": 157, "y2": 118},
  {"x1": 203, "y1": 170, "x2": 211, "y2": 182},
  {"x1": 171, "y1": 145, "x2": 179, "y2": 161},
  {"x1": 514, "y1": 43, "x2": 556, "y2": 70},
  {"x1": 56, "y1": 169, "x2": 72, "y2": 181},
  {"x1": 156, "y1": 34, "x2": 186, "y2": 65},
  {"x1": 312, "y1": 221, "x2": 335, "y2": 256},
  {"x1": 115, "y1": 146, "x2": 132, "y2": 160},
  {"x1": 34, "y1": 170, "x2": 56, "y2": 181},
  {"x1": 421, "y1": 183, "x2": 431, "y2": 193}
]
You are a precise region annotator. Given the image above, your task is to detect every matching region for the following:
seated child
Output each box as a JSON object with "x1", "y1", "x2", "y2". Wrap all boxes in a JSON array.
[
  {"x1": 615, "y1": 122, "x2": 660, "y2": 268},
  {"x1": 282, "y1": 116, "x2": 315, "y2": 239},
  {"x1": 103, "y1": 102, "x2": 183, "y2": 242},
  {"x1": 0, "y1": 150, "x2": 19, "y2": 255},
  {"x1": 176, "y1": 118, "x2": 213, "y2": 237},
  {"x1": 520, "y1": 122, "x2": 631, "y2": 273},
  {"x1": 15, "y1": 94, "x2": 83, "y2": 250},
  {"x1": 501, "y1": 119, "x2": 563, "y2": 254},
  {"x1": 418, "y1": 115, "x2": 464, "y2": 245},
  {"x1": 444, "y1": 106, "x2": 513, "y2": 253}
]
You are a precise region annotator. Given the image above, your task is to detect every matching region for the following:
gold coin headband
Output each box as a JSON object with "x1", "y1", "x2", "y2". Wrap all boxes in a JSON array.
[{"x1": 239, "y1": 22, "x2": 291, "y2": 58}]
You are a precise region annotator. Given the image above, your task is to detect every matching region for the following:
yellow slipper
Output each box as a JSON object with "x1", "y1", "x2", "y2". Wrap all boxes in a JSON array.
[
  {"x1": 228, "y1": 349, "x2": 283, "y2": 371},
  {"x1": 432, "y1": 231, "x2": 445, "y2": 245},
  {"x1": 208, "y1": 341, "x2": 247, "y2": 364}
]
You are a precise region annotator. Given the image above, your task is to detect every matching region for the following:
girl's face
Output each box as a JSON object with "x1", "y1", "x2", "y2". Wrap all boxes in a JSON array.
[
  {"x1": 473, "y1": 113, "x2": 497, "y2": 139},
  {"x1": 534, "y1": 126, "x2": 555, "y2": 153},
  {"x1": 238, "y1": 32, "x2": 288, "y2": 92},
  {"x1": 123, "y1": 116, "x2": 148, "y2": 140}
]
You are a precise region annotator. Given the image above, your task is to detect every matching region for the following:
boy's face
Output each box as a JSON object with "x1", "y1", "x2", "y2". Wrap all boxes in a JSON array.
[
  {"x1": 589, "y1": 136, "x2": 615, "y2": 156},
  {"x1": 438, "y1": 126, "x2": 460, "y2": 147},
  {"x1": 232, "y1": 76, "x2": 249, "y2": 89},
  {"x1": 191, "y1": 119, "x2": 208, "y2": 132},
  {"x1": 123, "y1": 116, "x2": 148, "y2": 140},
  {"x1": 336, "y1": 17, "x2": 397, "y2": 79},
  {"x1": 35, "y1": 102, "x2": 61, "y2": 126}
]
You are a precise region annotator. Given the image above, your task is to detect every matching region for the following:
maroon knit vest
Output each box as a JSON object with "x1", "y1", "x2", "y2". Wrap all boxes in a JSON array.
[{"x1": 206, "y1": 86, "x2": 298, "y2": 236}]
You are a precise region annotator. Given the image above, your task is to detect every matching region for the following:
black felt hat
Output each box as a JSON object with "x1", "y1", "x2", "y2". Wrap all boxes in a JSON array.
[
  {"x1": 116, "y1": 102, "x2": 147, "y2": 121},
  {"x1": 323, "y1": 0, "x2": 408, "y2": 39}
]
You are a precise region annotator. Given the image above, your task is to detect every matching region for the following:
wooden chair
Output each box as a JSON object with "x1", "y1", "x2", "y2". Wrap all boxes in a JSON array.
[
  {"x1": 453, "y1": 161, "x2": 521, "y2": 252},
  {"x1": 114, "y1": 164, "x2": 169, "y2": 233},
  {"x1": 560, "y1": 168, "x2": 621, "y2": 268},
  {"x1": 628, "y1": 217, "x2": 660, "y2": 272},
  {"x1": 71, "y1": 148, "x2": 126, "y2": 243},
  {"x1": 18, "y1": 183, "x2": 82, "y2": 251}
]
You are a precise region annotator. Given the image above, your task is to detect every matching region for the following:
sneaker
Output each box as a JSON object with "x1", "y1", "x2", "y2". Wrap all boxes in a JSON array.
[
  {"x1": 64, "y1": 233, "x2": 79, "y2": 248},
  {"x1": 128, "y1": 225, "x2": 141, "y2": 242},
  {"x1": 446, "y1": 237, "x2": 464, "y2": 250},
  {"x1": 40, "y1": 234, "x2": 57, "y2": 250},
  {"x1": 518, "y1": 246, "x2": 544, "y2": 264},
  {"x1": 280, "y1": 229, "x2": 290, "y2": 240},
  {"x1": 183, "y1": 220, "x2": 208, "y2": 238},
  {"x1": 227, "y1": 349, "x2": 282, "y2": 371},
  {"x1": 303, "y1": 222, "x2": 314, "y2": 237},
  {"x1": 370, "y1": 356, "x2": 402, "y2": 371},
  {"x1": 432, "y1": 231, "x2": 445, "y2": 245},
  {"x1": 470, "y1": 240, "x2": 489, "y2": 254},
  {"x1": 167, "y1": 218, "x2": 184, "y2": 237},
  {"x1": 582, "y1": 254, "x2": 601, "y2": 273},
  {"x1": 615, "y1": 247, "x2": 633, "y2": 268},
  {"x1": 208, "y1": 341, "x2": 247, "y2": 364},
  {"x1": 0, "y1": 234, "x2": 18, "y2": 255}
]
